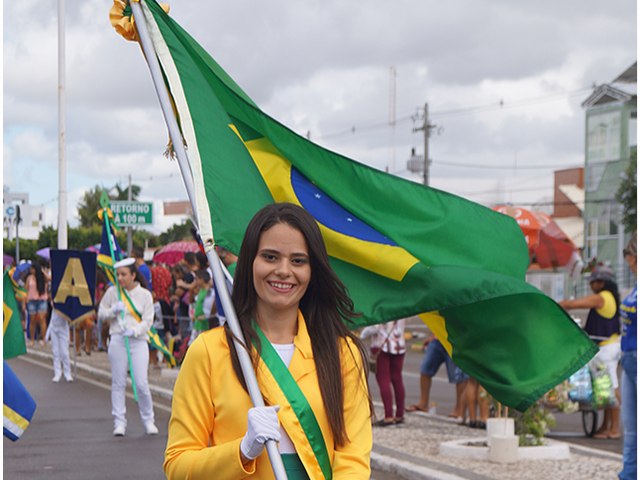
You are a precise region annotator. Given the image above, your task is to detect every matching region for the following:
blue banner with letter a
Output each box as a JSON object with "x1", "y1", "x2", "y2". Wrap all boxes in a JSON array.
[{"x1": 50, "y1": 250, "x2": 97, "y2": 323}]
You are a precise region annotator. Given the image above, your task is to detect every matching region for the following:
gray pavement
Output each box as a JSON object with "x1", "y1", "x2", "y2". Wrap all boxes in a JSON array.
[{"x1": 24, "y1": 342, "x2": 623, "y2": 480}]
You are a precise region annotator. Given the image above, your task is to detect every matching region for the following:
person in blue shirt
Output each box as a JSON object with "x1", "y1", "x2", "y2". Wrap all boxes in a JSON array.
[
  {"x1": 619, "y1": 233, "x2": 636, "y2": 480},
  {"x1": 133, "y1": 247, "x2": 152, "y2": 291}
]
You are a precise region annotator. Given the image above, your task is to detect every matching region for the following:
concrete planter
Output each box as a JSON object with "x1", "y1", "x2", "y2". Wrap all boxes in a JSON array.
[
  {"x1": 486, "y1": 418, "x2": 514, "y2": 442},
  {"x1": 488, "y1": 435, "x2": 519, "y2": 463},
  {"x1": 439, "y1": 437, "x2": 571, "y2": 461}
]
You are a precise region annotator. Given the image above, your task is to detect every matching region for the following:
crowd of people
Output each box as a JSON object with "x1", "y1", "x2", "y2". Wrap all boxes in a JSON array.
[{"x1": 9, "y1": 247, "x2": 233, "y2": 367}]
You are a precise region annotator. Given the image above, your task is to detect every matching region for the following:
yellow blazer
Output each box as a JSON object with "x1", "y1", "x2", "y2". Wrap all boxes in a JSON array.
[{"x1": 164, "y1": 312, "x2": 372, "y2": 479}]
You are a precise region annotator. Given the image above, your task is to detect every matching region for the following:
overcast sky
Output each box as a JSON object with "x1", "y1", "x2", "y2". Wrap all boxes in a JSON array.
[{"x1": 3, "y1": 0, "x2": 637, "y2": 234}]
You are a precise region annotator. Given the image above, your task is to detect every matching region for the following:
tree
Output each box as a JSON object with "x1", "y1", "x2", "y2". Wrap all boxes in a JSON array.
[
  {"x1": 37, "y1": 225, "x2": 58, "y2": 249},
  {"x1": 76, "y1": 182, "x2": 141, "y2": 228},
  {"x1": 77, "y1": 186, "x2": 104, "y2": 228},
  {"x1": 112, "y1": 182, "x2": 141, "y2": 201},
  {"x1": 616, "y1": 150, "x2": 637, "y2": 233},
  {"x1": 158, "y1": 220, "x2": 194, "y2": 245}
]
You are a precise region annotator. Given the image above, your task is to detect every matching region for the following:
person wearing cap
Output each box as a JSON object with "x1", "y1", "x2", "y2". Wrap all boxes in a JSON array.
[
  {"x1": 619, "y1": 233, "x2": 636, "y2": 480},
  {"x1": 559, "y1": 264, "x2": 621, "y2": 439},
  {"x1": 97, "y1": 257, "x2": 158, "y2": 437}
]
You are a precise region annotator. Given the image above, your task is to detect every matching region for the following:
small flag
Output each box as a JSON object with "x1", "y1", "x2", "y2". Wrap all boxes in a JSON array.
[
  {"x1": 148, "y1": 326, "x2": 177, "y2": 368},
  {"x1": 3, "y1": 361, "x2": 36, "y2": 441},
  {"x1": 97, "y1": 208, "x2": 124, "y2": 285},
  {"x1": 3, "y1": 272, "x2": 26, "y2": 360}
]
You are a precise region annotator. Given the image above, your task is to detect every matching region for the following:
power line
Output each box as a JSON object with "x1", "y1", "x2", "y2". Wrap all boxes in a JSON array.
[
  {"x1": 431, "y1": 160, "x2": 582, "y2": 170},
  {"x1": 314, "y1": 86, "x2": 593, "y2": 141},
  {"x1": 130, "y1": 172, "x2": 181, "y2": 182},
  {"x1": 430, "y1": 88, "x2": 592, "y2": 119}
]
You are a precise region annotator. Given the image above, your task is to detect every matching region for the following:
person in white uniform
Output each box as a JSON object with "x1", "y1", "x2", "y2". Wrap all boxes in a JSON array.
[
  {"x1": 46, "y1": 309, "x2": 73, "y2": 383},
  {"x1": 97, "y1": 257, "x2": 158, "y2": 437}
]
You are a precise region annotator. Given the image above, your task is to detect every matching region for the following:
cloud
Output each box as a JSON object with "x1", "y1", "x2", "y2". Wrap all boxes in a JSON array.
[{"x1": 3, "y1": 0, "x2": 636, "y2": 235}]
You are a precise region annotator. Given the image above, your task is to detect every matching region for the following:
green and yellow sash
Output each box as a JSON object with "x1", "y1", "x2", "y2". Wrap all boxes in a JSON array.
[
  {"x1": 254, "y1": 324, "x2": 332, "y2": 480},
  {"x1": 118, "y1": 286, "x2": 176, "y2": 368}
]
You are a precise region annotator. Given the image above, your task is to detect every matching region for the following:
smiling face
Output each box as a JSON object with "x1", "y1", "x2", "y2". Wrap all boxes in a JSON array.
[{"x1": 252, "y1": 222, "x2": 311, "y2": 320}]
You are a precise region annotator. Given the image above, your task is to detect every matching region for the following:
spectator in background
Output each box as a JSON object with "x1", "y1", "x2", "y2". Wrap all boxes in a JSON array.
[
  {"x1": 619, "y1": 234, "x2": 637, "y2": 480},
  {"x1": 151, "y1": 262, "x2": 174, "y2": 341},
  {"x1": 95, "y1": 269, "x2": 110, "y2": 351},
  {"x1": 216, "y1": 246, "x2": 238, "y2": 277},
  {"x1": 361, "y1": 320, "x2": 407, "y2": 426},
  {"x1": 461, "y1": 377, "x2": 490, "y2": 429},
  {"x1": 182, "y1": 252, "x2": 199, "y2": 275},
  {"x1": 189, "y1": 270, "x2": 217, "y2": 345},
  {"x1": 74, "y1": 311, "x2": 94, "y2": 356},
  {"x1": 406, "y1": 335, "x2": 468, "y2": 419},
  {"x1": 559, "y1": 265, "x2": 621, "y2": 439},
  {"x1": 133, "y1": 247, "x2": 152, "y2": 291},
  {"x1": 25, "y1": 262, "x2": 49, "y2": 346},
  {"x1": 195, "y1": 251, "x2": 209, "y2": 271},
  {"x1": 213, "y1": 246, "x2": 238, "y2": 326}
]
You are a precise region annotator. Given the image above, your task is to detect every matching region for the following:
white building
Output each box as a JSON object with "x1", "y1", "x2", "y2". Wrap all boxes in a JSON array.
[{"x1": 3, "y1": 187, "x2": 46, "y2": 241}]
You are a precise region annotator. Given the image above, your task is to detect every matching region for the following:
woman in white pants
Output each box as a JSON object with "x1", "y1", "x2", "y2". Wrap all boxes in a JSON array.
[
  {"x1": 46, "y1": 309, "x2": 73, "y2": 383},
  {"x1": 98, "y1": 258, "x2": 158, "y2": 437}
]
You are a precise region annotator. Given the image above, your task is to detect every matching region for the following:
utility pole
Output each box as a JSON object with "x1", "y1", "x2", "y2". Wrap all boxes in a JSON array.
[
  {"x1": 15, "y1": 205, "x2": 21, "y2": 263},
  {"x1": 412, "y1": 103, "x2": 437, "y2": 186},
  {"x1": 389, "y1": 66, "x2": 397, "y2": 173},
  {"x1": 57, "y1": 0, "x2": 68, "y2": 249},
  {"x1": 127, "y1": 174, "x2": 133, "y2": 255}
]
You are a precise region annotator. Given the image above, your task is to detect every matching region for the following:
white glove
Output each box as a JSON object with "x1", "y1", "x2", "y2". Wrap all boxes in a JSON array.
[
  {"x1": 122, "y1": 328, "x2": 136, "y2": 337},
  {"x1": 112, "y1": 301, "x2": 125, "y2": 316},
  {"x1": 240, "y1": 405, "x2": 281, "y2": 460}
]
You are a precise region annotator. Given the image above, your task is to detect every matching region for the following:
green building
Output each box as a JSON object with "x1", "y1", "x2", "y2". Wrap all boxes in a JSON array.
[{"x1": 581, "y1": 62, "x2": 636, "y2": 289}]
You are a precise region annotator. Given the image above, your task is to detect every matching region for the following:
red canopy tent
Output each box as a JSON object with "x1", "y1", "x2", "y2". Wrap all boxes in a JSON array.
[{"x1": 493, "y1": 205, "x2": 579, "y2": 269}]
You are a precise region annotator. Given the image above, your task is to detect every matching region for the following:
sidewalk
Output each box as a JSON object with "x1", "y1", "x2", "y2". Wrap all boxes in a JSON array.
[{"x1": 27, "y1": 343, "x2": 622, "y2": 480}]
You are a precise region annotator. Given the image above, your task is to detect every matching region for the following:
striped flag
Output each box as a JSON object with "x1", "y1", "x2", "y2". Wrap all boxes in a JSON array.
[
  {"x1": 97, "y1": 208, "x2": 124, "y2": 285},
  {"x1": 3, "y1": 361, "x2": 36, "y2": 441}
]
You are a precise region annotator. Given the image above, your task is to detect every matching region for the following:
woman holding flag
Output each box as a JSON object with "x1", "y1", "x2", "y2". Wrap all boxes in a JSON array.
[
  {"x1": 164, "y1": 203, "x2": 372, "y2": 479},
  {"x1": 97, "y1": 258, "x2": 158, "y2": 437}
]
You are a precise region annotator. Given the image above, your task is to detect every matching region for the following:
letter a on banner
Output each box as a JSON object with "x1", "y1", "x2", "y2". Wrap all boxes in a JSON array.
[
  {"x1": 54, "y1": 258, "x2": 93, "y2": 306},
  {"x1": 50, "y1": 250, "x2": 97, "y2": 324}
]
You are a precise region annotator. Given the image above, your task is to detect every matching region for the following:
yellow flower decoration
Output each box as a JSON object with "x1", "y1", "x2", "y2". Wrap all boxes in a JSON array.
[{"x1": 109, "y1": 0, "x2": 169, "y2": 42}]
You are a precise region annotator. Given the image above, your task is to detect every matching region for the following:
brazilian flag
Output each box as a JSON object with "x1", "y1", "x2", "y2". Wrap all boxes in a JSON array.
[
  {"x1": 97, "y1": 208, "x2": 124, "y2": 285},
  {"x1": 4, "y1": 272, "x2": 26, "y2": 360},
  {"x1": 120, "y1": 0, "x2": 597, "y2": 410}
]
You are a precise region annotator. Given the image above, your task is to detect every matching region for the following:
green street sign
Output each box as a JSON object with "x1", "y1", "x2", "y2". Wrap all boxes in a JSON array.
[{"x1": 109, "y1": 201, "x2": 154, "y2": 227}]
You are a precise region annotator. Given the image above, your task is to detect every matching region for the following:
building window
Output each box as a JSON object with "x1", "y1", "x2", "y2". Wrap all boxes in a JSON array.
[
  {"x1": 629, "y1": 111, "x2": 637, "y2": 148},
  {"x1": 585, "y1": 162, "x2": 606, "y2": 192},
  {"x1": 587, "y1": 111, "x2": 622, "y2": 162},
  {"x1": 597, "y1": 202, "x2": 619, "y2": 237}
]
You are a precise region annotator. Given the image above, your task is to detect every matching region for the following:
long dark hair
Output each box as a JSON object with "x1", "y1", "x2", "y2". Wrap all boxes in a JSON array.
[
  {"x1": 601, "y1": 280, "x2": 621, "y2": 311},
  {"x1": 33, "y1": 262, "x2": 46, "y2": 296},
  {"x1": 225, "y1": 203, "x2": 372, "y2": 446}
]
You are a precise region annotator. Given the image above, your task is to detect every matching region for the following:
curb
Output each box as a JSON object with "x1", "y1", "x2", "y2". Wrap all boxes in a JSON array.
[{"x1": 371, "y1": 445, "x2": 494, "y2": 480}]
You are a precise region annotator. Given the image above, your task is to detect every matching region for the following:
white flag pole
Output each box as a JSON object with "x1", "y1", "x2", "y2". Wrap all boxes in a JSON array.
[{"x1": 129, "y1": 3, "x2": 287, "y2": 478}]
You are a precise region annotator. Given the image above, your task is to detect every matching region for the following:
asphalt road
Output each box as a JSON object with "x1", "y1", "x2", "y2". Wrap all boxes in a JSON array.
[{"x1": 5, "y1": 357, "x2": 169, "y2": 479}]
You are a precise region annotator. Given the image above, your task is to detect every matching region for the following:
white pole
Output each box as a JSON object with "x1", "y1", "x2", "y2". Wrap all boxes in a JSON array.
[
  {"x1": 129, "y1": 4, "x2": 287, "y2": 478},
  {"x1": 57, "y1": 0, "x2": 68, "y2": 249}
]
